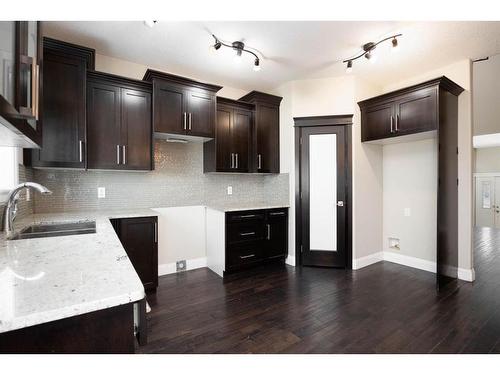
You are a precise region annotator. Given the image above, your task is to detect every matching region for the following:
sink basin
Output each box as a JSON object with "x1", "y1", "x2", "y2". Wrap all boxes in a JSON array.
[{"x1": 10, "y1": 221, "x2": 96, "y2": 240}]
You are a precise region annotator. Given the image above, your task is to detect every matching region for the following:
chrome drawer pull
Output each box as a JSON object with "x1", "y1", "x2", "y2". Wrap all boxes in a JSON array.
[
  {"x1": 269, "y1": 212, "x2": 285, "y2": 216},
  {"x1": 240, "y1": 254, "x2": 255, "y2": 259},
  {"x1": 240, "y1": 232, "x2": 256, "y2": 236},
  {"x1": 239, "y1": 214, "x2": 257, "y2": 219}
]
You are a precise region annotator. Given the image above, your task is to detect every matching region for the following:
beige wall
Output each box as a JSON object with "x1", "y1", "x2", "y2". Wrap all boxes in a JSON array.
[
  {"x1": 473, "y1": 53, "x2": 500, "y2": 136},
  {"x1": 475, "y1": 147, "x2": 500, "y2": 173},
  {"x1": 382, "y1": 59, "x2": 474, "y2": 273},
  {"x1": 95, "y1": 53, "x2": 248, "y2": 100}
]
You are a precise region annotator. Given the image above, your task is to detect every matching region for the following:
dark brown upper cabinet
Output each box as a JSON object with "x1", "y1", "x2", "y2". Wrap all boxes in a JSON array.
[
  {"x1": 203, "y1": 97, "x2": 254, "y2": 173},
  {"x1": 358, "y1": 77, "x2": 459, "y2": 142},
  {"x1": 143, "y1": 69, "x2": 222, "y2": 140},
  {"x1": 87, "y1": 71, "x2": 153, "y2": 171},
  {"x1": 0, "y1": 21, "x2": 42, "y2": 148},
  {"x1": 239, "y1": 91, "x2": 282, "y2": 173},
  {"x1": 29, "y1": 38, "x2": 95, "y2": 169}
]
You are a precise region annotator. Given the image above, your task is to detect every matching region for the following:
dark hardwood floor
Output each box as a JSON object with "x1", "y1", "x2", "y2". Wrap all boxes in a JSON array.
[{"x1": 139, "y1": 227, "x2": 500, "y2": 354}]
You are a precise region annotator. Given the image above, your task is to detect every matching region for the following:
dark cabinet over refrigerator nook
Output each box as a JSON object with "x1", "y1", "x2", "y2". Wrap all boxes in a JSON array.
[{"x1": 358, "y1": 76, "x2": 464, "y2": 290}]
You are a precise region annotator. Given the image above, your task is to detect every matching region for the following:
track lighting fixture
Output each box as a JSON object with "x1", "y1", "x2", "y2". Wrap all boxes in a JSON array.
[
  {"x1": 211, "y1": 34, "x2": 262, "y2": 72},
  {"x1": 343, "y1": 34, "x2": 401, "y2": 73}
]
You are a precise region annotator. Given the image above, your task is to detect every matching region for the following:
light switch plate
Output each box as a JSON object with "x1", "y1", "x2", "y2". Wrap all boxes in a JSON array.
[
  {"x1": 404, "y1": 208, "x2": 411, "y2": 217},
  {"x1": 227, "y1": 186, "x2": 233, "y2": 195},
  {"x1": 98, "y1": 187, "x2": 106, "y2": 199}
]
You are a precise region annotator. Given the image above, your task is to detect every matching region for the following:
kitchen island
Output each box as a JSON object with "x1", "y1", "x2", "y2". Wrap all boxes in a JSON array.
[{"x1": 0, "y1": 209, "x2": 158, "y2": 353}]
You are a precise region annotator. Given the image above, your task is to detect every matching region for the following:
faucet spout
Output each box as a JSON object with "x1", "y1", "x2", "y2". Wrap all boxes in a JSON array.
[{"x1": 2, "y1": 182, "x2": 52, "y2": 239}]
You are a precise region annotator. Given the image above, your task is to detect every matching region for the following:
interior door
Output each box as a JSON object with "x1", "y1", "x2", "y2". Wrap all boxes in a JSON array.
[
  {"x1": 495, "y1": 177, "x2": 500, "y2": 228},
  {"x1": 187, "y1": 90, "x2": 215, "y2": 138},
  {"x1": 475, "y1": 176, "x2": 495, "y2": 227},
  {"x1": 299, "y1": 126, "x2": 347, "y2": 267},
  {"x1": 121, "y1": 88, "x2": 152, "y2": 170}
]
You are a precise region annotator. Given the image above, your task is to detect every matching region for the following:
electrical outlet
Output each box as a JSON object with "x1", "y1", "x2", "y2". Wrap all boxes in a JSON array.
[
  {"x1": 227, "y1": 186, "x2": 233, "y2": 195},
  {"x1": 389, "y1": 237, "x2": 400, "y2": 250},
  {"x1": 404, "y1": 207, "x2": 411, "y2": 217},
  {"x1": 98, "y1": 187, "x2": 106, "y2": 199},
  {"x1": 176, "y1": 260, "x2": 186, "y2": 272}
]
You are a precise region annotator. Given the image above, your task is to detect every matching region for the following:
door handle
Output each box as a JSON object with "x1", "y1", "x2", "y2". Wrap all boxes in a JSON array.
[
  {"x1": 183, "y1": 112, "x2": 187, "y2": 130},
  {"x1": 188, "y1": 113, "x2": 192, "y2": 130},
  {"x1": 79, "y1": 140, "x2": 84, "y2": 163},
  {"x1": 154, "y1": 221, "x2": 158, "y2": 243},
  {"x1": 116, "y1": 145, "x2": 120, "y2": 165},
  {"x1": 337, "y1": 201, "x2": 344, "y2": 207},
  {"x1": 122, "y1": 145, "x2": 126, "y2": 165}
]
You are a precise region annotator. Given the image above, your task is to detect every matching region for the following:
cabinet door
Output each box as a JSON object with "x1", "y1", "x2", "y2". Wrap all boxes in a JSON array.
[
  {"x1": 361, "y1": 102, "x2": 395, "y2": 141},
  {"x1": 215, "y1": 105, "x2": 232, "y2": 171},
  {"x1": 153, "y1": 81, "x2": 186, "y2": 135},
  {"x1": 187, "y1": 90, "x2": 215, "y2": 138},
  {"x1": 121, "y1": 88, "x2": 152, "y2": 170},
  {"x1": 395, "y1": 87, "x2": 438, "y2": 135},
  {"x1": 87, "y1": 81, "x2": 122, "y2": 169},
  {"x1": 33, "y1": 50, "x2": 86, "y2": 168},
  {"x1": 256, "y1": 104, "x2": 279, "y2": 173},
  {"x1": 232, "y1": 108, "x2": 251, "y2": 172},
  {"x1": 118, "y1": 217, "x2": 158, "y2": 291},
  {"x1": 266, "y1": 210, "x2": 288, "y2": 259}
]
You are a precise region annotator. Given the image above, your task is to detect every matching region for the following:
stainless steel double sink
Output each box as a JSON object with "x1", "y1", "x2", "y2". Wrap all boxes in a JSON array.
[{"x1": 9, "y1": 221, "x2": 96, "y2": 240}]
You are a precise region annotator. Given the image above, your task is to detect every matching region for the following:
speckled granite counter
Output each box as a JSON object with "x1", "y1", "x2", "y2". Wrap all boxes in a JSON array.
[
  {"x1": 0, "y1": 209, "x2": 158, "y2": 334},
  {"x1": 206, "y1": 203, "x2": 289, "y2": 212}
]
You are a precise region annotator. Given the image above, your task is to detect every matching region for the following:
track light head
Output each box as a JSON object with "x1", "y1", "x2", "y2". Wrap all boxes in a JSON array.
[
  {"x1": 346, "y1": 60, "x2": 353, "y2": 73},
  {"x1": 253, "y1": 58, "x2": 261, "y2": 72}
]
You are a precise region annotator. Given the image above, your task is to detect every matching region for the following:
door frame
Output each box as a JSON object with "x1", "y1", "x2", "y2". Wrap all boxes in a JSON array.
[{"x1": 294, "y1": 115, "x2": 353, "y2": 269}]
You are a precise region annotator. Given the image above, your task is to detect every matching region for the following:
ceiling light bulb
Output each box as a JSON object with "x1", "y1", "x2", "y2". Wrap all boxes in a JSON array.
[
  {"x1": 253, "y1": 59, "x2": 261, "y2": 72},
  {"x1": 144, "y1": 20, "x2": 157, "y2": 28},
  {"x1": 209, "y1": 42, "x2": 221, "y2": 53},
  {"x1": 369, "y1": 50, "x2": 377, "y2": 64},
  {"x1": 346, "y1": 60, "x2": 353, "y2": 73},
  {"x1": 391, "y1": 37, "x2": 399, "y2": 52}
]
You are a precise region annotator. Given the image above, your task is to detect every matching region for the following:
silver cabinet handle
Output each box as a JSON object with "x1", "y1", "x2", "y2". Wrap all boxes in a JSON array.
[
  {"x1": 116, "y1": 145, "x2": 120, "y2": 165},
  {"x1": 154, "y1": 221, "x2": 158, "y2": 243},
  {"x1": 258, "y1": 154, "x2": 262, "y2": 169},
  {"x1": 183, "y1": 112, "x2": 187, "y2": 130},
  {"x1": 230, "y1": 153, "x2": 234, "y2": 169},
  {"x1": 235, "y1": 153, "x2": 239, "y2": 169},
  {"x1": 239, "y1": 214, "x2": 257, "y2": 219},
  {"x1": 269, "y1": 212, "x2": 285, "y2": 216},
  {"x1": 396, "y1": 114, "x2": 399, "y2": 131},
  {"x1": 240, "y1": 254, "x2": 255, "y2": 259},
  {"x1": 79, "y1": 140, "x2": 83, "y2": 163},
  {"x1": 390, "y1": 116, "x2": 394, "y2": 133},
  {"x1": 122, "y1": 145, "x2": 126, "y2": 165},
  {"x1": 267, "y1": 224, "x2": 271, "y2": 240},
  {"x1": 188, "y1": 113, "x2": 192, "y2": 130},
  {"x1": 240, "y1": 232, "x2": 256, "y2": 236}
]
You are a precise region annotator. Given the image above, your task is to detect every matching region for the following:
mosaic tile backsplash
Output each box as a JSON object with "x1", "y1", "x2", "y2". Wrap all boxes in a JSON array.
[{"x1": 31, "y1": 140, "x2": 290, "y2": 213}]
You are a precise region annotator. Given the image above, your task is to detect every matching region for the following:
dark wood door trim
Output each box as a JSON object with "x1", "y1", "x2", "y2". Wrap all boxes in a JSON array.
[{"x1": 294, "y1": 115, "x2": 353, "y2": 269}]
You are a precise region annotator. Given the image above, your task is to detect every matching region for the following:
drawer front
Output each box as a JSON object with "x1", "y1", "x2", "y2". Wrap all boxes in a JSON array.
[
  {"x1": 227, "y1": 221, "x2": 265, "y2": 244},
  {"x1": 226, "y1": 210, "x2": 266, "y2": 223},
  {"x1": 226, "y1": 243, "x2": 263, "y2": 268}
]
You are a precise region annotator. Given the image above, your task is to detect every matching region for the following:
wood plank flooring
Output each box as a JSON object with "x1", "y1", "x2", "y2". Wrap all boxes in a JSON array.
[{"x1": 139, "y1": 227, "x2": 500, "y2": 353}]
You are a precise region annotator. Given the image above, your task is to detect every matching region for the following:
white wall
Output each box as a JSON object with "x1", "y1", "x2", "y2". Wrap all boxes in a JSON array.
[
  {"x1": 475, "y1": 147, "x2": 500, "y2": 173},
  {"x1": 381, "y1": 59, "x2": 474, "y2": 275}
]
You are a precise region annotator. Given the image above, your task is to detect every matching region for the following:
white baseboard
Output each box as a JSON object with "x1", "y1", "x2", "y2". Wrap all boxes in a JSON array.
[
  {"x1": 352, "y1": 251, "x2": 475, "y2": 283},
  {"x1": 352, "y1": 251, "x2": 384, "y2": 270},
  {"x1": 285, "y1": 255, "x2": 296, "y2": 266},
  {"x1": 383, "y1": 251, "x2": 437, "y2": 273},
  {"x1": 458, "y1": 267, "x2": 476, "y2": 282},
  {"x1": 158, "y1": 257, "x2": 208, "y2": 276}
]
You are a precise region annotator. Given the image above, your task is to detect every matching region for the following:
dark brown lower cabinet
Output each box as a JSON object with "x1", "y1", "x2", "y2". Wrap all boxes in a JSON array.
[
  {"x1": 225, "y1": 208, "x2": 288, "y2": 274},
  {"x1": 0, "y1": 303, "x2": 135, "y2": 354},
  {"x1": 111, "y1": 216, "x2": 158, "y2": 291}
]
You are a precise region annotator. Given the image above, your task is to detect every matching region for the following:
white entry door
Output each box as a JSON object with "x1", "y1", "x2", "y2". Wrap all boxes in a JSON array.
[{"x1": 475, "y1": 176, "x2": 500, "y2": 228}]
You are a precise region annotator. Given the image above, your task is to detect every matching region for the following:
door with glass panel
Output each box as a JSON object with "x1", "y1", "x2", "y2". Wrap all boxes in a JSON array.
[{"x1": 299, "y1": 125, "x2": 347, "y2": 267}]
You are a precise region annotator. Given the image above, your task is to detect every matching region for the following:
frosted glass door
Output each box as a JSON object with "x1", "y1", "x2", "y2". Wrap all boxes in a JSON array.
[{"x1": 309, "y1": 134, "x2": 337, "y2": 251}]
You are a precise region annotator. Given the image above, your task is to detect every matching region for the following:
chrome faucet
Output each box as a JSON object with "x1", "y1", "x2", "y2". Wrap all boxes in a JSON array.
[{"x1": 2, "y1": 182, "x2": 52, "y2": 239}]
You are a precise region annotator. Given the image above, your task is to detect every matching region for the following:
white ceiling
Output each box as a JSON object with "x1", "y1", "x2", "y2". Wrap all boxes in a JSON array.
[{"x1": 44, "y1": 21, "x2": 500, "y2": 91}]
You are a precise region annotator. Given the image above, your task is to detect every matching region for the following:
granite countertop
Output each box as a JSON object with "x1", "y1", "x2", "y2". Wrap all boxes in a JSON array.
[
  {"x1": 206, "y1": 203, "x2": 289, "y2": 212},
  {"x1": 0, "y1": 209, "x2": 158, "y2": 334}
]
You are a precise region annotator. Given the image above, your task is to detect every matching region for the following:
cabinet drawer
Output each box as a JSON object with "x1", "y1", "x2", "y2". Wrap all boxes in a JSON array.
[
  {"x1": 227, "y1": 211, "x2": 266, "y2": 223},
  {"x1": 227, "y1": 221, "x2": 265, "y2": 244},
  {"x1": 226, "y1": 243, "x2": 263, "y2": 268}
]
